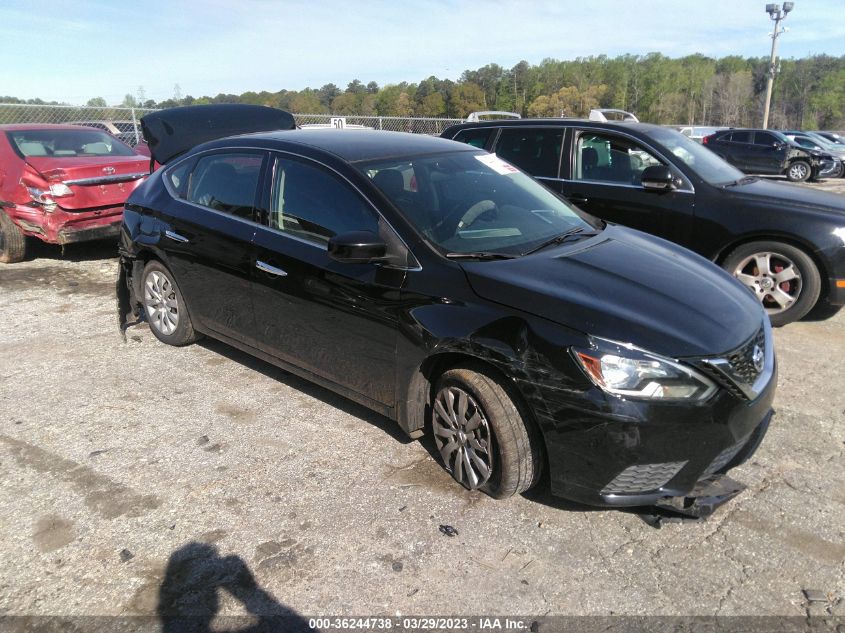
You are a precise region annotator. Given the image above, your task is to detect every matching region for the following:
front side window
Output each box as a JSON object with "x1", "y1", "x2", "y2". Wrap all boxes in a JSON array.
[
  {"x1": 494, "y1": 128, "x2": 563, "y2": 178},
  {"x1": 186, "y1": 152, "x2": 263, "y2": 220},
  {"x1": 574, "y1": 133, "x2": 664, "y2": 185},
  {"x1": 361, "y1": 150, "x2": 596, "y2": 256},
  {"x1": 753, "y1": 132, "x2": 779, "y2": 146},
  {"x1": 453, "y1": 128, "x2": 494, "y2": 150},
  {"x1": 7, "y1": 129, "x2": 136, "y2": 158},
  {"x1": 270, "y1": 157, "x2": 379, "y2": 244},
  {"x1": 729, "y1": 131, "x2": 752, "y2": 144}
]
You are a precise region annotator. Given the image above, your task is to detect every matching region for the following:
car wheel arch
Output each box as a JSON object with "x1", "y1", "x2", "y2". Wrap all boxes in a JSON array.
[
  {"x1": 710, "y1": 232, "x2": 827, "y2": 277},
  {"x1": 397, "y1": 348, "x2": 540, "y2": 439}
]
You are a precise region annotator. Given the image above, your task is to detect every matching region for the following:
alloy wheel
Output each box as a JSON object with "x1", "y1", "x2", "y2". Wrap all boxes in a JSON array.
[
  {"x1": 732, "y1": 251, "x2": 802, "y2": 315},
  {"x1": 143, "y1": 270, "x2": 180, "y2": 336},
  {"x1": 788, "y1": 163, "x2": 809, "y2": 181},
  {"x1": 432, "y1": 386, "x2": 494, "y2": 490}
]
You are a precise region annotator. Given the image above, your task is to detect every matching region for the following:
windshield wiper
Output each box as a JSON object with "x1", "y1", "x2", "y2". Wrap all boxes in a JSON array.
[
  {"x1": 521, "y1": 226, "x2": 597, "y2": 256},
  {"x1": 723, "y1": 175, "x2": 758, "y2": 187},
  {"x1": 445, "y1": 251, "x2": 517, "y2": 260}
]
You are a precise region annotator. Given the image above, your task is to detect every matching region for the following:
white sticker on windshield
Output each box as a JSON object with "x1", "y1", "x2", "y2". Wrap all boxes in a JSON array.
[{"x1": 475, "y1": 153, "x2": 519, "y2": 175}]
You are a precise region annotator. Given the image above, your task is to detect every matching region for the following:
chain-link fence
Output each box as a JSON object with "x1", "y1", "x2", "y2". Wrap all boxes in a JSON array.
[
  {"x1": 0, "y1": 104, "x2": 464, "y2": 142},
  {"x1": 292, "y1": 113, "x2": 463, "y2": 135}
]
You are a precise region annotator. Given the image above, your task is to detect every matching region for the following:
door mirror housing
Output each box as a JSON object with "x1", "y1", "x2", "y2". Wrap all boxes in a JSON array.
[
  {"x1": 328, "y1": 231, "x2": 387, "y2": 264},
  {"x1": 641, "y1": 165, "x2": 676, "y2": 191}
]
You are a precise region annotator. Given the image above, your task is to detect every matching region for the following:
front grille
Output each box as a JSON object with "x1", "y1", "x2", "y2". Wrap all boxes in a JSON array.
[
  {"x1": 601, "y1": 461, "x2": 687, "y2": 495},
  {"x1": 695, "y1": 323, "x2": 770, "y2": 401},
  {"x1": 726, "y1": 328, "x2": 766, "y2": 385}
]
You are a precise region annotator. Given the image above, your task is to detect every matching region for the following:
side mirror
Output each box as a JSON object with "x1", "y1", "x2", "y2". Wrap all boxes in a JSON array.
[
  {"x1": 327, "y1": 231, "x2": 387, "y2": 264},
  {"x1": 641, "y1": 165, "x2": 676, "y2": 191}
]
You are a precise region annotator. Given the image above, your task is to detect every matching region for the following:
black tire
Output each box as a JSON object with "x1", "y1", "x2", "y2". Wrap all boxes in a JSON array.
[
  {"x1": 722, "y1": 240, "x2": 821, "y2": 327},
  {"x1": 140, "y1": 260, "x2": 201, "y2": 346},
  {"x1": 785, "y1": 160, "x2": 811, "y2": 182},
  {"x1": 832, "y1": 161, "x2": 845, "y2": 179},
  {"x1": 432, "y1": 366, "x2": 542, "y2": 499},
  {"x1": 0, "y1": 211, "x2": 27, "y2": 264}
]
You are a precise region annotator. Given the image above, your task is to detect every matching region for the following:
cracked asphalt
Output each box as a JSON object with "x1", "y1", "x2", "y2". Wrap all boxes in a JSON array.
[{"x1": 0, "y1": 182, "x2": 843, "y2": 619}]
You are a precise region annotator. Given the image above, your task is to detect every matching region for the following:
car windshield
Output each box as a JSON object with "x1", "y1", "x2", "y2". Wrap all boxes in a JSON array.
[
  {"x1": 359, "y1": 150, "x2": 598, "y2": 256},
  {"x1": 647, "y1": 127, "x2": 746, "y2": 186},
  {"x1": 7, "y1": 129, "x2": 136, "y2": 158}
]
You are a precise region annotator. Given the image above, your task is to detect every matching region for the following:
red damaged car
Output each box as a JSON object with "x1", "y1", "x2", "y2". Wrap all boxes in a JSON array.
[{"x1": 0, "y1": 124, "x2": 149, "y2": 262}]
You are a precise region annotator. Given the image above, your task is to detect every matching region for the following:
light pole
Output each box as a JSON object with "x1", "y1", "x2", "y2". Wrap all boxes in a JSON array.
[{"x1": 762, "y1": 2, "x2": 794, "y2": 129}]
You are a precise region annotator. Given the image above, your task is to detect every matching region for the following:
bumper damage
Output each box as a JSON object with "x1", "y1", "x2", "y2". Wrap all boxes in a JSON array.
[
  {"x1": 117, "y1": 254, "x2": 145, "y2": 338},
  {"x1": 8, "y1": 202, "x2": 123, "y2": 245},
  {"x1": 639, "y1": 474, "x2": 747, "y2": 527}
]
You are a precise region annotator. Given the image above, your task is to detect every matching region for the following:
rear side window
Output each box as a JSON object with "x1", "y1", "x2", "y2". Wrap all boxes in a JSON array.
[
  {"x1": 494, "y1": 128, "x2": 563, "y2": 178},
  {"x1": 187, "y1": 152, "x2": 263, "y2": 220},
  {"x1": 453, "y1": 128, "x2": 495, "y2": 149},
  {"x1": 728, "y1": 131, "x2": 752, "y2": 144},
  {"x1": 269, "y1": 157, "x2": 379, "y2": 244}
]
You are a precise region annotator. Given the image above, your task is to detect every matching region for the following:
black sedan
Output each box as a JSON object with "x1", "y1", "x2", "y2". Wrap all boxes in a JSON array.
[
  {"x1": 442, "y1": 119, "x2": 845, "y2": 326},
  {"x1": 118, "y1": 105, "x2": 775, "y2": 516}
]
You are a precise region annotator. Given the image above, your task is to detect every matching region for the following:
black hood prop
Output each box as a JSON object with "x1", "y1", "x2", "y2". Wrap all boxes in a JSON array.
[{"x1": 141, "y1": 104, "x2": 296, "y2": 165}]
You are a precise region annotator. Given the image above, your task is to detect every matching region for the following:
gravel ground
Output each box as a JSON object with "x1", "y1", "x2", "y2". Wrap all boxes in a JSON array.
[{"x1": 0, "y1": 182, "x2": 843, "y2": 621}]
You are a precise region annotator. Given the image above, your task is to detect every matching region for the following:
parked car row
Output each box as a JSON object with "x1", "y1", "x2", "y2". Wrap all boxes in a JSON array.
[{"x1": 2, "y1": 104, "x2": 843, "y2": 519}]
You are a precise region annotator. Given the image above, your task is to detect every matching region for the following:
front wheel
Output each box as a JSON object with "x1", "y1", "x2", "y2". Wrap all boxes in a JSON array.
[
  {"x1": 723, "y1": 241, "x2": 821, "y2": 326},
  {"x1": 141, "y1": 260, "x2": 201, "y2": 346},
  {"x1": 785, "y1": 160, "x2": 811, "y2": 182},
  {"x1": 432, "y1": 367, "x2": 542, "y2": 499}
]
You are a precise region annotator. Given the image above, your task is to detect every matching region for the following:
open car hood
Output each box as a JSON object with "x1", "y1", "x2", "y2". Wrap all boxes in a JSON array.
[{"x1": 141, "y1": 104, "x2": 296, "y2": 165}]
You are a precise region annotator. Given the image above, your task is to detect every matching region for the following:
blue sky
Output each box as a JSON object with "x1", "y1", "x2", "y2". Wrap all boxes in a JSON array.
[{"x1": 1, "y1": 0, "x2": 844, "y2": 104}]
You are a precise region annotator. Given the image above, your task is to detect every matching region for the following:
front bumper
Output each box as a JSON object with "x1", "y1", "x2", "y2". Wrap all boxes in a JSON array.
[
  {"x1": 529, "y1": 359, "x2": 776, "y2": 509},
  {"x1": 8, "y1": 203, "x2": 123, "y2": 245}
]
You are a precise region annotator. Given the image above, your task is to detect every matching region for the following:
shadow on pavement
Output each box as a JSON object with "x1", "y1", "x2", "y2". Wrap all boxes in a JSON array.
[
  {"x1": 158, "y1": 542, "x2": 312, "y2": 633},
  {"x1": 23, "y1": 236, "x2": 119, "y2": 262}
]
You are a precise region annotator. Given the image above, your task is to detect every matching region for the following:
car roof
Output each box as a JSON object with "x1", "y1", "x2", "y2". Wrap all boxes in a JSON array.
[
  {"x1": 204, "y1": 129, "x2": 478, "y2": 163},
  {"x1": 444, "y1": 118, "x2": 673, "y2": 137}
]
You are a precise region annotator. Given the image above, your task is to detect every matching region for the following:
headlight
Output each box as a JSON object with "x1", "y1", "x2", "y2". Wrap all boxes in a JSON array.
[{"x1": 572, "y1": 337, "x2": 716, "y2": 402}]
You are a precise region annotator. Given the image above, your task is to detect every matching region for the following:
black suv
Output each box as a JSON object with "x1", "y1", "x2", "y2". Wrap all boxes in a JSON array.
[
  {"x1": 442, "y1": 119, "x2": 845, "y2": 326},
  {"x1": 702, "y1": 128, "x2": 835, "y2": 182}
]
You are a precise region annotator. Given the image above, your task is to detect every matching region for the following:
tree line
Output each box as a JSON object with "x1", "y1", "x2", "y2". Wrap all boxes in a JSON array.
[{"x1": 4, "y1": 53, "x2": 844, "y2": 129}]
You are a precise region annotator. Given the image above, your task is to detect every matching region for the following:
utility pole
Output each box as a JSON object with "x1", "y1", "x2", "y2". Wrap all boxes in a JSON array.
[{"x1": 762, "y1": 2, "x2": 794, "y2": 129}]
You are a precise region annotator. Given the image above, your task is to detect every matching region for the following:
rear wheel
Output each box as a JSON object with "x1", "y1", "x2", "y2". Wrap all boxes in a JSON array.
[
  {"x1": 723, "y1": 241, "x2": 821, "y2": 326},
  {"x1": 0, "y1": 211, "x2": 26, "y2": 264},
  {"x1": 432, "y1": 366, "x2": 542, "y2": 499},
  {"x1": 141, "y1": 260, "x2": 200, "y2": 346},
  {"x1": 785, "y1": 160, "x2": 811, "y2": 182}
]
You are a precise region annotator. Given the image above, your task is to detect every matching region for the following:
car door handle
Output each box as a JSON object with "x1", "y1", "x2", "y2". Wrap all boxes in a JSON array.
[
  {"x1": 568, "y1": 195, "x2": 589, "y2": 204},
  {"x1": 164, "y1": 230, "x2": 189, "y2": 243},
  {"x1": 256, "y1": 260, "x2": 288, "y2": 277}
]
